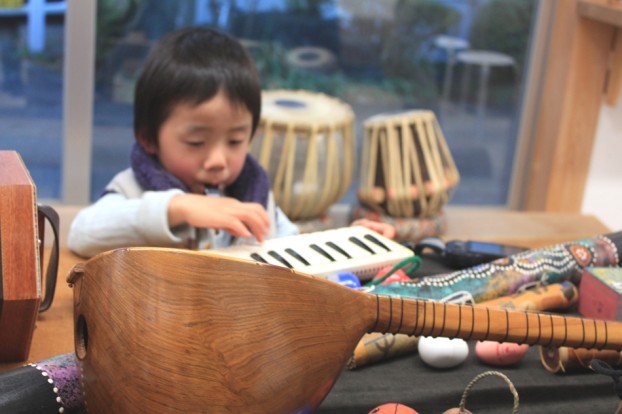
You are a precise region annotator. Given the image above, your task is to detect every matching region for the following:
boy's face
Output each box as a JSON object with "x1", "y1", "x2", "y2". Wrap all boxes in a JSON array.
[{"x1": 144, "y1": 91, "x2": 253, "y2": 194}]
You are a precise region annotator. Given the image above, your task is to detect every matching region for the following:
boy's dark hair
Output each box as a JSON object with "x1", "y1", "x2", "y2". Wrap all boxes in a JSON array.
[{"x1": 134, "y1": 27, "x2": 261, "y2": 148}]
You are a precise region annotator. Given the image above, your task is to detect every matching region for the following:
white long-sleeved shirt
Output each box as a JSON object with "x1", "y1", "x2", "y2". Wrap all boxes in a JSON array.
[{"x1": 67, "y1": 168, "x2": 299, "y2": 258}]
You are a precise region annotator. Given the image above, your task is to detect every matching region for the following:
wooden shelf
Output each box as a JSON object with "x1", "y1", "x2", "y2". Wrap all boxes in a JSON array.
[
  {"x1": 525, "y1": 0, "x2": 622, "y2": 211},
  {"x1": 579, "y1": 0, "x2": 622, "y2": 28},
  {"x1": 579, "y1": 1, "x2": 622, "y2": 105}
]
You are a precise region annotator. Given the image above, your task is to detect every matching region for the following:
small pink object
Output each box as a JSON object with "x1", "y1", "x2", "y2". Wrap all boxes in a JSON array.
[
  {"x1": 368, "y1": 403, "x2": 419, "y2": 414},
  {"x1": 373, "y1": 266, "x2": 410, "y2": 285},
  {"x1": 475, "y1": 340, "x2": 529, "y2": 366}
]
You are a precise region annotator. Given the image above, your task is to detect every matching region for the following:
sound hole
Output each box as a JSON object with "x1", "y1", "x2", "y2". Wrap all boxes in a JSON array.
[{"x1": 75, "y1": 314, "x2": 89, "y2": 360}]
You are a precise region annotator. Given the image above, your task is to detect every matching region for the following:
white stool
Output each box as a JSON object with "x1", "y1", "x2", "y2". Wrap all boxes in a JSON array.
[
  {"x1": 457, "y1": 50, "x2": 516, "y2": 119},
  {"x1": 434, "y1": 35, "x2": 469, "y2": 104}
]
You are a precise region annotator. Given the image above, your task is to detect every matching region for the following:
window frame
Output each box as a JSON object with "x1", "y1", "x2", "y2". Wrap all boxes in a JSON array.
[{"x1": 62, "y1": 0, "x2": 96, "y2": 204}]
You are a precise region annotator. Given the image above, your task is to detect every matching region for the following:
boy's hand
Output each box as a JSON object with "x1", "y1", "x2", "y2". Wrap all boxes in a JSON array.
[
  {"x1": 168, "y1": 194, "x2": 270, "y2": 243},
  {"x1": 350, "y1": 219, "x2": 397, "y2": 240}
]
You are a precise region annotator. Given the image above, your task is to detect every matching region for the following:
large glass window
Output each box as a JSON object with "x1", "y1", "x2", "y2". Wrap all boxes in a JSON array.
[
  {"x1": 1, "y1": 0, "x2": 537, "y2": 208},
  {"x1": 0, "y1": 0, "x2": 66, "y2": 199},
  {"x1": 91, "y1": 0, "x2": 536, "y2": 206}
]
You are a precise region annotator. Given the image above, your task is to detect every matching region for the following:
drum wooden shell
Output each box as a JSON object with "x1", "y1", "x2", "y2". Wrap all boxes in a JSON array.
[
  {"x1": 251, "y1": 89, "x2": 355, "y2": 220},
  {"x1": 357, "y1": 110, "x2": 460, "y2": 218}
]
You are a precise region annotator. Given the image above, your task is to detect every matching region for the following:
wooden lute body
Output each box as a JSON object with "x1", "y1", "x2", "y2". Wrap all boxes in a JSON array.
[{"x1": 68, "y1": 248, "x2": 622, "y2": 413}]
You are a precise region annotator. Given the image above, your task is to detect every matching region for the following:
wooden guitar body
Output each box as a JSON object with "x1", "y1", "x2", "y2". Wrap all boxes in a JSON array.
[
  {"x1": 69, "y1": 248, "x2": 373, "y2": 413},
  {"x1": 0, "y1": 151, "x2": 40, "y2": 362},
  {"x1": 68, "y1": 248, "x2": 622, "y2": 413}
]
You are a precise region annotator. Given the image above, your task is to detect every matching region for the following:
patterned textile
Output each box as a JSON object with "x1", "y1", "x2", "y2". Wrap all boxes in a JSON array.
[{"x1": 0, "y1": 353, "x2": 84, "y2": 413}]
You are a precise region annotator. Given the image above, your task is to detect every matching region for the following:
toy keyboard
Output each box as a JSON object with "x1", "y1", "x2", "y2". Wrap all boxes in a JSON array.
[{"x1": 210, "y1": 226, "x2": 414, "y2": 281}]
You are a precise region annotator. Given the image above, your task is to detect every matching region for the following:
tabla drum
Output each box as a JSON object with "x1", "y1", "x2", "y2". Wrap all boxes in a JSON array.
[
  {"x1": 251, "y1": 89, "x2": 355, "y2": 221},
  {"x1": 357, "y1": 110, "x2": 460, "y2": 218}
]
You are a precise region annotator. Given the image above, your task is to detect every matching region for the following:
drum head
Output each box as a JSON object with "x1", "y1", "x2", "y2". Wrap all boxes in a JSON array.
[{"x1": 261, "y1": 89, "x2": 353, "y2": 126}]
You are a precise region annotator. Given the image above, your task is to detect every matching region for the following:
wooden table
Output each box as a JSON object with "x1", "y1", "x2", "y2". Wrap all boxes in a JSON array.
[
  {"x1": 0, "y1": 208, "x2": 611, "y2": 373},
  {"x1": 0, "y1": 249, "x2": 81, "y2": 371}
]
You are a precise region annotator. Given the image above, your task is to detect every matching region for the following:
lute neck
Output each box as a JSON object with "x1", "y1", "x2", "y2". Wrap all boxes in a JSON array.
[{"x1": 371, "y1": 295, "x2": 622, "y2": 350}]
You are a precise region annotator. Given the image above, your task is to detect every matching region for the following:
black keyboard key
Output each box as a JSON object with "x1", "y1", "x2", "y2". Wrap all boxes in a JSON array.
[
  {"x1": 349, "y1": 236, "x2": 375, "y2": 254},
  {"x1": 326, "y1": 241, "x2": 352, "y2": 259},
  {"x1": 268, "y1": 250, "x2": 294, "y2": 268},
  {"x1": 285, "y1": 248, "x2": 310, "y2": 266},
  {"x1": 364, "y1": 233, "x2": 390, "y2": 251},
  {"x1": 250, "y1": 253, "x2": 268, "y2": 263},
  {"x1": 310, "y1": 243, "x2": 336, "y2": 262}
]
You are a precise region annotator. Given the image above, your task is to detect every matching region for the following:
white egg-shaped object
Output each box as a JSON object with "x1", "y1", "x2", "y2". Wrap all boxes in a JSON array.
[{"x1": 417, "y1": 336, "x2": 469, "y2": 369}]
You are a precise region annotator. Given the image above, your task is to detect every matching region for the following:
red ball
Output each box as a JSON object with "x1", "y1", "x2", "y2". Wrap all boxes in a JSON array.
[{"x1": 368, "y1": 403, "x2": 419, "y2": 414}]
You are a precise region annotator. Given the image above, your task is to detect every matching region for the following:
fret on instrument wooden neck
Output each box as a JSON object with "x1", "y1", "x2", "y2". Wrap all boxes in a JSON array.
[{"x1": 372, "y1": 295, "x2": 622, "y2": 350}]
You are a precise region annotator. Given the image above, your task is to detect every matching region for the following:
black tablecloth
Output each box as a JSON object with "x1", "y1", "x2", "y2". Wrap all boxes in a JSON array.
[
  {"x1": 315, "y1": 251, "x2": 622, "y2": 413},
  {"x1": 318, "y1": 341, "x2": 619, "y2": 413}
]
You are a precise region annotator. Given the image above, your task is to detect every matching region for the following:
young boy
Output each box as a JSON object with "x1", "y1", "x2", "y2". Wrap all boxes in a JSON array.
[
  {"x1": 68, "y1": 27, "x2": 394, "y2": 258},
  {"x1": 68, "y1": 27, "x2": 300, "y2": 258}
]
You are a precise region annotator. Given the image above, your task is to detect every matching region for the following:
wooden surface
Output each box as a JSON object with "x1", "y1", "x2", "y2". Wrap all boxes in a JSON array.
[
  {"x1": 445, "y1": 207, "x2": 612, "y2": 247},
  {"x1": 525, "y1": 0, "x2": 616, "y2": 212},
  {"x1": 0, "y1": 208, "x2": 611, "y2": 375},
  {"x1": 0, "y1": 249, "x2": 79, "y2": 371}
]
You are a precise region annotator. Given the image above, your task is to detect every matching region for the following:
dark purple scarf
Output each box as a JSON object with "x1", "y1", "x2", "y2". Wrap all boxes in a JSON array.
[{"x1": 129, "y1": 143, "x2": 270, "y2": 208}]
